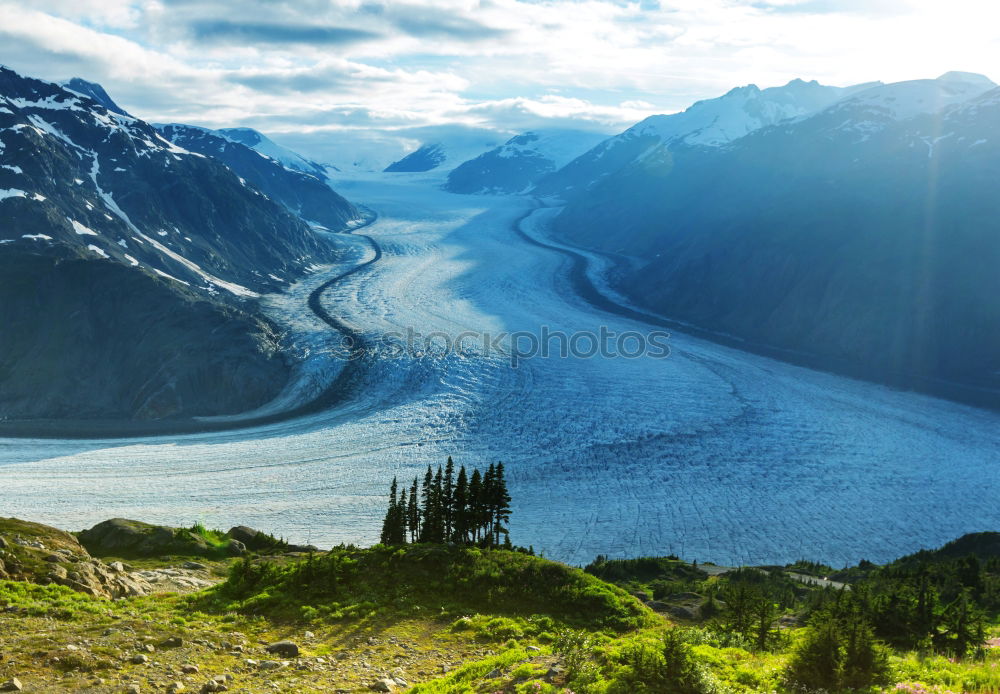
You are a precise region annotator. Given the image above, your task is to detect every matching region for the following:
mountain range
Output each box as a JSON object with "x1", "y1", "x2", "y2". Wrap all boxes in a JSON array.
[
  {"x1": 0, "y1": 67, "x2": 358, "y2": 422},
  {"x1": 3, "y1": 63, "x2": 999, "y2": 421},
  {"x1": 533, "y1": 77, "x2": 878, "y2": 197},
  {"x1": 548, "y1": 72, "x2": 1000, "y2": 404}
]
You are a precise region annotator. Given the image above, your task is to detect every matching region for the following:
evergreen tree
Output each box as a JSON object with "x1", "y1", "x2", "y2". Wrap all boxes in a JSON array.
[
  {"x1": 378, "y1": 459, "x2": 514, "y2": 548},
  {"x1": 419, "y1": 465, "x2": 433, "y2": 542},
  {"x1": 483, "y1": 463, "x2": 497, "y2": 546},
  {"x1": 443, "y1": 456, "x2": 455, "y2": 540},
  {"x1": 379, "y1": 477, "x2": 407, "y2": 545},
  {"x1": 785, "y1": 604, "x2": 891, "y2": 691},
  {"x1": 429, "y1": 465, "x2": 444, "y2": 542},
  {"x1": 379, "y1": 477, "x2": 398, "y2": 544},
  {"x1": 493, "y1": 462, "x2": 512, "y2": 545},
  {"x1": 407, "y1": 477, "x2": 420, "y2": 543},
  {"x1": 469, "y1": 468, "x2": 483, "y2": 543},
  {"x1": 395, "y1": 489, "x2": 409, "y2": 544},
  {"x1": 753, "y1": 594, "x2": 778, "y2": 652},
  {"x1": 942, "y1": 591, "x2": 984, "y2": 658},
  {"x1": 453, "y1": 465, "x2": 469, "y2": 543}
]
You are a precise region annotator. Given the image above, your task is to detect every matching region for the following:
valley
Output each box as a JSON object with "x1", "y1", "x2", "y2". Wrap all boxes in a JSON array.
[{"x1": 1, "y1": 173, "x2": 999, "y2": 568}]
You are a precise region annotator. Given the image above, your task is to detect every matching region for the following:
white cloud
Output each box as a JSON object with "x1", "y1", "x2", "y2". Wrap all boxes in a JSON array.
[{"x1": 1, "y1": 0, "x2": 999, "y2": 165}]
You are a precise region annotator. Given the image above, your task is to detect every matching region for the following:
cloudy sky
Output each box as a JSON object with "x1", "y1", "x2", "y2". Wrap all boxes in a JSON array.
[{"x1": 1, "y1": 0, "x2": 997, "y2": 166}]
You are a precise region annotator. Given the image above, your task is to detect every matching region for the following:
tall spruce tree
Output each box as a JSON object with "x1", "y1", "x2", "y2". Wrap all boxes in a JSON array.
[
  {"x1": 483, "y1": 463, "x2": 497, "y2": 546},
  {"x1": 419, "y1": 466, "x2": 433, "y2": 542},
  {"x1": 444, "y1": 456, "x2": 455, "y2": 540},
  {"x1": 379, "y1": 477, "x2": 407, "y2": 545},
  {"x1": 430, "y1": 465, "x2": 445, "y2": 542},
  {"x1": 469, "y1": 468, "x2": 483, "y2": 543},
  {"x1": 494, "y1": 462, "x2": 512, "y2": 545},
  {"x1": 379, "y1": 477, "x2": 398, "y2": 545},
  {"x1": 453, "y1": 465, "x2": 469, "y2": 543},
  {"x1": 407, "y1": 477, "x2": 420, "y2": 543}
]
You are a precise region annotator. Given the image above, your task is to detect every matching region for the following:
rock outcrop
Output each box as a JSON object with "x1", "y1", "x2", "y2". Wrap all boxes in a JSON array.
[
  {"x1": 0, "y1": 517, "x2": 151, "y2": 598},
  {"x1": 78, "y1": 518, "x2": 246, "y2": 559}
]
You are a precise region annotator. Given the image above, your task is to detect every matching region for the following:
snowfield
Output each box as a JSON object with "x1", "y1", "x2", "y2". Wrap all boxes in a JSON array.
[{"x1": 1, "y1": 174, "x2": 999, "y2": 567}]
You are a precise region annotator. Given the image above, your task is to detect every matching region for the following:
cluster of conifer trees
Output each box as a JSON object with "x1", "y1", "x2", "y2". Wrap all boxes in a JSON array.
[{"x1": 380, "y1": 457, "x2": 512, "y2": 547}]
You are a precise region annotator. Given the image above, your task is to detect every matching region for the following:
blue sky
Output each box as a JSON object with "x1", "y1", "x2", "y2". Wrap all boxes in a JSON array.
[{"x1": 1, "y1": 0, "x2": 997, "y2": 166}]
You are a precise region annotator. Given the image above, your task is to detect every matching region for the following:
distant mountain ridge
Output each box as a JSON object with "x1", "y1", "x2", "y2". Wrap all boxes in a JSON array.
[
  {"x1": 535, "y1": 78, "x2": 877, "y2": 197},
  {"x1": 444, "y1": 129, "x2": 608, "y2": 194},
  {"x1": 551, "y1": 72, "x2": 1000, "y2": 405},
  {"x1": 384, "y1": 142, "x2": 447, "y2": 172},
  {"x1": 383, "y1": 132, "x2": 506, "y2": 174}
]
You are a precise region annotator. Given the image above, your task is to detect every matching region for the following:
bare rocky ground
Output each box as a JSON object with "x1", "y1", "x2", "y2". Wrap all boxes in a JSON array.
[{"x1": 0, "y1": 609, "x2": 523, "y2": 693}]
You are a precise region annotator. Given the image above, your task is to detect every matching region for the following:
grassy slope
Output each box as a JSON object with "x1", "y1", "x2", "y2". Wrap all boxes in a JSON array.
[
  {"x1": 3, "y1": 533, "x2": 1000, "y2": 693},
  {"x1": 199, "y1": 545, "x2": 653, "y2": 632},
  {"x1": 0, "y1": 543, "x2": 658, "y2": 693},
  {"x1": 0, "y1": 517, "x2": 90, "y2": 581}
]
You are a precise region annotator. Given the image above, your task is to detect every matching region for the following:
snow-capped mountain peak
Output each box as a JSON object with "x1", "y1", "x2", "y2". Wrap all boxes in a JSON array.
[
  {"x1": 444, "y1": 128, "x2": 609, "y2": 195},
  {"x1": 534, "y1": 77, "x2": 870, "y2": 196},
  {"x1": 493, "y1": 129, "x2": 608, "y2": 169},
  {"x1": 831, "y1": 73, "x2": 997, "y2": 122},
  {"x1": 936, "y1": 71, "x2": 996, "y2": 88},
  {"x1": 216, "y1": 127, "x2": 332, "y2": 177},
  {"x1": 634, "y1": 77, "x2": 868, "y2": 147}
]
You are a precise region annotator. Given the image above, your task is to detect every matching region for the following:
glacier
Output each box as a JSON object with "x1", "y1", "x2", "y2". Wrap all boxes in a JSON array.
[{"x1": 0, "y1": 174, "x2": 998, "y2": 568}]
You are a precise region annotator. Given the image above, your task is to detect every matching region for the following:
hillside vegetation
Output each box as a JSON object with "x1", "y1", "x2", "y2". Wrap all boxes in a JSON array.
[{"x1": 3, "y1": 516, "x2": 1000, "y2": 692}]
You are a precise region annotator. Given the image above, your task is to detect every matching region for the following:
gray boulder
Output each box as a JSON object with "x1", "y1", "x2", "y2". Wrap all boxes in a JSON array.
[{"x1": 265, "y1": 641, "x2": 299, "y2": 658}]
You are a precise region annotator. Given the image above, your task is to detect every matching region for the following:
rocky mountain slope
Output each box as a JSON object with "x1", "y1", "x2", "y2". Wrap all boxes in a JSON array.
[
  {"x1": 383, "y1": 142, "x2": 447, "y2": 172},
  {"x1": 552, "y1": 72, "x2": 1000, "y2": 405},
  {"x1": 62, "y1": 77, "x2": 132, "y2": 117},
  {"x1": 444, "y1": 129, "x2": 607, "y2": 194},
  {"x1": 0, "y1": 67, "x2": 347, "y2": 422},
  {"x1": 157, "y1": 124, "x2": 362, "y2": 230}
]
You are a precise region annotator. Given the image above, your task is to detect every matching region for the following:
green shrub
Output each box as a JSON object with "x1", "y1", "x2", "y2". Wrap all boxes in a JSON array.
[
  {"x1": 200, "y1": 545, "x2": 651, "y2": 632},
  {"x1": 784, "y1": 610, "x2": 893, "y2": 691},
  {"x1": 480, "y1": 617, "x2": 524, "y2": 641},
  {"x1": 609, "y1": 629, "x2": 715, "y2": 694},
  {"x1": 450, "y1": 616, "x2": 475, "y2": 631},
  {"x1": 555, "y1": 629, "x2": 597, "y2": 681}
]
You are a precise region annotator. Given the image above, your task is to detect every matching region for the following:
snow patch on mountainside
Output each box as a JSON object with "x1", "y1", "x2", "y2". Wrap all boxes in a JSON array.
[
  {"x1": 136, "y1": 230, "x2": 259, "y2": 298},
  {"x1": 70, "y1": 219, "x2": 99, "y2": 236}
]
